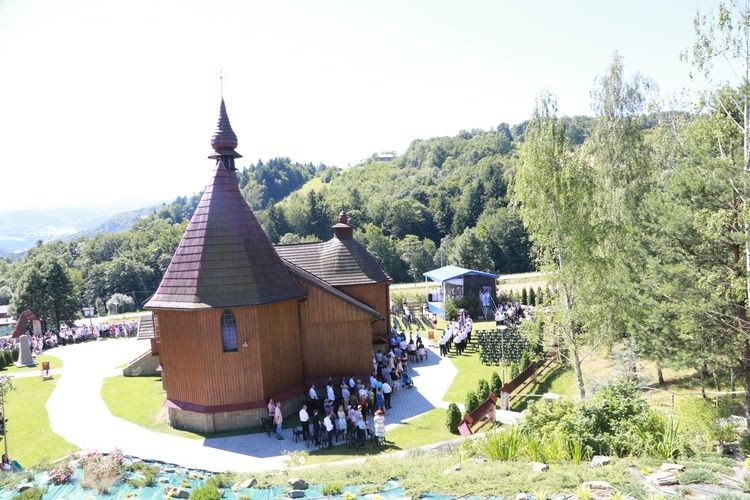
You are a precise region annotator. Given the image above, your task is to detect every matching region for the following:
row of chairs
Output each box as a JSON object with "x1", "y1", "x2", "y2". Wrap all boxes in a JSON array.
[{"x1": 476, "y1": 329, "x2": 529, "y2": 366}]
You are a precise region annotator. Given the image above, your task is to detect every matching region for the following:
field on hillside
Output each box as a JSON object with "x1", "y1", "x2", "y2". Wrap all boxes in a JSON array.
[{"x1": 391, "y1": 271, "x2": 546, "y2": 296}]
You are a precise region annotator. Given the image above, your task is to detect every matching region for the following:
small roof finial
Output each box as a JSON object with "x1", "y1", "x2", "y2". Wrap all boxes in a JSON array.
[
  {"x1": 209, "y1": 98, "x2": 242, "y2": 167},
  {"x1": 215, "y1": 70, "x2": 227, "y2": 99}
]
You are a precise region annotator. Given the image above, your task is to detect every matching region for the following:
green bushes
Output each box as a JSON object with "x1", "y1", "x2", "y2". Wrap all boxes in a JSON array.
[
  {"x1": 446, "y1": 403, "x2": 462, "y2": 434},
  {"x1": 521, "y1": 378, "x2": 691, "y2": 458},
  {"x1": 191, "y1": 484, "x2": 223, "y2": 500},
  {"x1": 12, "y1": 486, "x2": 46, "y2": 500},
  {"x1": 11, "y1": 349, "x2": 18, "y2": 363},
  {"x1": 0, "y1": 355, "x2": 6, "y2": 370},
  {"x1": 463, "y1": 425, "x2": 587, "y2": 463},
  {"x1": 447, "y1": 293, "x2": 482, "y2": 320},
  {"x1": 206, "y1": 473, "x2": 234, "y2": 488},
  {"x1": 3, "y1": 351, "x2": 11, "y2": 367},
  {"x1": 321, "y1": 482, "x2": 343, "y2": 495},
  {"x1": 465, "y1": 391, "x2": 479, "y2": 414},
  {"x1": 740, "y1": 434, "x2": 750, "y2": 457},
  {"x1": 490, "y1": 371, "x2": 503, "y2": 394},
  {"x1": 126, "y1": 461, "x2": 161, "y2": 488},
  {"x1": 477, "y1": 379, "x2": 490, "y2": 401}
]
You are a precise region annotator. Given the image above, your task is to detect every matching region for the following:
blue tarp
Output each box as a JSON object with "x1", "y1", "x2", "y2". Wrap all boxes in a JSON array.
[{"x1": 423, "y1": 265, "x2": 498, "y2": 283}]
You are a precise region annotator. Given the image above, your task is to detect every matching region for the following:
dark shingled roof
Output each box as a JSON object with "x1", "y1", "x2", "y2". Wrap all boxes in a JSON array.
[
  {"x1": 145, "y1": 161, "x2": 306, "y2": 310},
  {"x1": 276, "y1": 237, "x2": 393, "y2": 287},
  {"x1": 283, "y1": 260, "x2": 385, "y2": 319}
]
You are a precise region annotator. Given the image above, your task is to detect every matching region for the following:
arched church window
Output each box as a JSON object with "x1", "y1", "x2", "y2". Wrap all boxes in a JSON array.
[{"x1": 221, "y1": 309, "x2": 238, "y2": 352}]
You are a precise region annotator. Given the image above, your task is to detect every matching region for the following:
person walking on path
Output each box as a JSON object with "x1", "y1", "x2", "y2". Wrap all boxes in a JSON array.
[{"x1": 274, "y1": 401, "x2": 284, "y2": 440}]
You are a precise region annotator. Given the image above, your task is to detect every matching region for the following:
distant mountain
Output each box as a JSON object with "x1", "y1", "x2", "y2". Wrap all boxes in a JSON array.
[{"x1": 0, "y1": 198, "x2": 162, "y2": 254}]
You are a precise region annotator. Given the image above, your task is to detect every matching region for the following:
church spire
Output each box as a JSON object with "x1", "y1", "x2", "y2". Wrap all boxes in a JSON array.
[{"x1": 209, "y1": 99, "x2": 242, "y2": 172}]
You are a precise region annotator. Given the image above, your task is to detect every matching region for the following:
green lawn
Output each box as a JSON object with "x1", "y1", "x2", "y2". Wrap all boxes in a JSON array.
[
  {"x1": 101, "y1": 375, "x2": 204, "y2": 440},
  {"x1": 5, "y1": 377, "x2": 77, "y2": 467},
  {"x1": 101, "y1": 375, "x2": 278, "y2": 439},
  {"x1": 1, "y1": 354, "x2": 63, "y2": 374}
]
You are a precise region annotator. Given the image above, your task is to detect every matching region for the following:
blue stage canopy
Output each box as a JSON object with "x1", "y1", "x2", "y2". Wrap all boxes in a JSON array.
[{"x1": 423, "y1": 265, "x2": 499, "y2": 283}]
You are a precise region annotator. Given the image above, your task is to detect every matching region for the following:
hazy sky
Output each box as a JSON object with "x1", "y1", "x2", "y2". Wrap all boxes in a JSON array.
[{"x1": 0, "y1": 0, "x2": 724, "y2": 211}]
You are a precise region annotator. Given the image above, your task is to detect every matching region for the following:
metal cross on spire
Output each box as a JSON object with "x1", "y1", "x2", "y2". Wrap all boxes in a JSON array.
[{"x1": 215, "y1": 70, "x2": 228, "y2": 99}]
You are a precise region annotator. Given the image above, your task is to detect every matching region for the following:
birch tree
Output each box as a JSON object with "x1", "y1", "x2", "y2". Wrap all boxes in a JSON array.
[{"x1": 514, "y1": 92, "x2": 595, "y2": 398}]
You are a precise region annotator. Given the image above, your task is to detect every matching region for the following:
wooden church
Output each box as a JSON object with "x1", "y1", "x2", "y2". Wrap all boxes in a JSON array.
[{"x1": 144, "y1": 100, "x2": 392, "y2": 433}]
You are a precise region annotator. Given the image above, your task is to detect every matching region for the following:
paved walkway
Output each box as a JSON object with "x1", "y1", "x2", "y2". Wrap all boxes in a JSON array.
[{"x1": 35, "y1": 338, "x2": 458, "y2": 472}]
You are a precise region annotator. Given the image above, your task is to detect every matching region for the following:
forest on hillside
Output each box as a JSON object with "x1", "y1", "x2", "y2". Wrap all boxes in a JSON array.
[{"x1": 3, "y1": 1, "x2": 750, "y2": 426}]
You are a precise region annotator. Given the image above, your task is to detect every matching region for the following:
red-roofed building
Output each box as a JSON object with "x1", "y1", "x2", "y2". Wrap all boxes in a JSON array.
[{"x1": 144, "y1": 100, "x2": 391, "y2": 433}]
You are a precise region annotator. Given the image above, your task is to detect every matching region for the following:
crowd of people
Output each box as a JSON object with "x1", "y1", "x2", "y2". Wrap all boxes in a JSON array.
[
  {"x1": 288, "y1": 339, "x2": 421, "y2": 448},
  {"x1": 494, "y1": 301, "x2": 532, "y2": 327},
  {"x1": 438, "y1": 310, "x2": 473, "y2": 356},
  {"x1": 1, "y1": 320, "x2": 140, "y2": 361}
]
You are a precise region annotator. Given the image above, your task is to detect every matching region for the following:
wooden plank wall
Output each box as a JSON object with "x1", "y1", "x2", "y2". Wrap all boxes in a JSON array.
[
  {"x1": 155, "y1": 300, "x2": 304, "y2": 408},
  {"x1": 337, "y1": 283, "x2": 390, "y2": 336},
  {"x1": 295, "y1": 280, "x2": 373, "y2": 379}
]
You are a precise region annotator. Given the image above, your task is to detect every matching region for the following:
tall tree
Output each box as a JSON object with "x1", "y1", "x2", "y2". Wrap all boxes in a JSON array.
[
  {"x1": 514, "y1": 91, "x2": 595, "y2": 398},
  {"x1": 683, "y1": 0, "x2": 750, "y2": 432},
  {"x1": 582, "y1": 53, "x2": 657, "y2": 376},
  {"x1": 11, "y1": 256, "x2": 79, "y2": 331},
  {"x1": 447, "y1": 228, "x2": 494, "y2": 272}
]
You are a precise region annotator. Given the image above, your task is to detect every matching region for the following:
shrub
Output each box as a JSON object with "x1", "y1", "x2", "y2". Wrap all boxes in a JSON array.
[
  {"x1": 674, "y1": 396, "x2": 721, "y2": 452},
  {"x1": 3, "y1": 350, "x2": 11, "y2": 366},
  {"x1": 509, "y1": 361, "x2": 521, "y2": 379},
  {"x1": 465, "y1": 390, "x2": 480, "y2": 414},
  {"x1": 126, "y1": 461, "x2": 160, "y2": 488},
  {"x1": 474, "y1": 426, "x2": 522, "y2": 461},
  {"x1": 740, "y1": 434, "x2": 750, "y2": 457},
  {"x1": 446, "y1": 403, "x2": 462, "y2": 434},
  {"x1": 678, "y1": 467, "x2": 721, "y2": 484},
  {"x1": 490, "y1": 371, "x2": 503, "y2": 395},
  {"x1": 639, "y1": 412, "x2": 686, "y2": 459},
  {"x1": 48, "y1": 462, "x2": 73, "y2": 485},
  {"x1": 521, "y1": 288, "x2": 528, "y2": 305},
  {"x1": 522, "y1": 378, "x2": 661, "y2": 457},
  {"x1": 519, "y1": 350, "x2": 531, "y2": 370},
  {"x1": 537, "y1": 286, "x2": 544, "y2": 305},
  {"x1": 10, "y1": 349, "x2": 18, "y2": 363},
  {"x1": 476, "y1": 379, "x2": 490, "y2": 402},
  {"x1": 11, "y1": 486, "x2": 46, "y2": 500},
  {"x1": 283, "y1": 449, "x2": 308, "y2": 467},
  {"x1": 322, "y1": 481, "x2": 343, "y2": 496},
  {"x1": 191, "y1": 484, "x2": 223, "y2": 500},
  {"x1": 0, "y1": 355, "x2": 6, "y2": 370},
  {"x1": 741, "y1": 473, "x2": 750, "y2": 493},
  {"x1": 78, "y1": 450, "x2": 126, "y2": 494},
  {"x1": 445, "y1": 299, "x2": 458, "y2": 322},
  {"x1": 206, "y1": 473, "x2": 234, "y2": 488},
  {"x1": 528, "y1": 287, "x2": 536, "y2": 306}
]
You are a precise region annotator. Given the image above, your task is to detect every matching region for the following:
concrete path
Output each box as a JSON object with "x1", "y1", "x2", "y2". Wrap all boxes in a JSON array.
[{"x1": 37, "y1": 338, "x2": 459, "y2": 472}]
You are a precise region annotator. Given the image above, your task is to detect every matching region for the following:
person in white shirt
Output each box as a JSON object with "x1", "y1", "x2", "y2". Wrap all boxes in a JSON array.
[
  {"x1": 299, "y1": 404, "x2": 310, "y2": 441},
  {"x1": 382, "y1": 381, "x2": 392, "y2": 411},
  {"x1": 308, "y1": 383, "x2": 319, "y2": 411},
  {"x1": 326, "y1": 381, "x2": 335, "y2": 403},
  {"x1": 323, "y1": 412, "x2": 335, "y2": 447}
]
